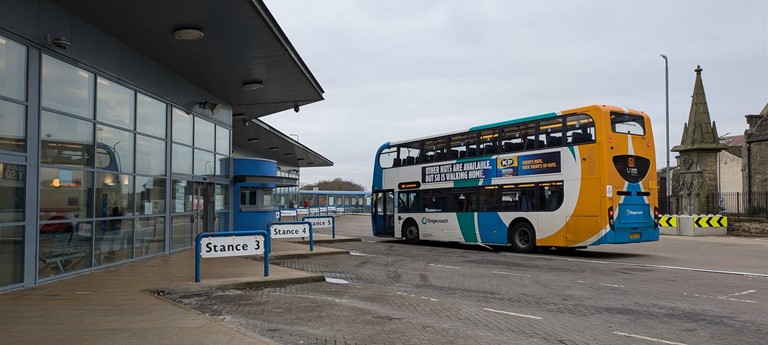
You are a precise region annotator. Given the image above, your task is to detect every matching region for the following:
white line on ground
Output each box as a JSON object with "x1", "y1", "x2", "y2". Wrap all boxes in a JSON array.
[
  {"x1": 599, "y1": 283, "x2": 625, "y2": 288},
  {"x1": 491, "y1": 271, "x2": 531, "y2": 277},
  {"x1": 685, "y1": 293, "x2": 757, "y2": 304},
  {"x1": 497, "y1": 252, "x2": 768, "y2": 278},
  {"x1": 483, "y1": 308, "x2": 542, "y2": 320},
  {"x1": 429, "y1": 263, "x2": 460, "y2": 269},
  {"x1": 613, "y1": 331, "x2": 687, "y2": 345},
  {"x1": 726, "y1": 289, "x2": 756, "y2": 297}
]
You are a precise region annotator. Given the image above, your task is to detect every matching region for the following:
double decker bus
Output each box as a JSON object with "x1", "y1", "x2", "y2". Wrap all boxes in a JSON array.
[{"x1": 371, "y1": 104, "x2": 659, "y2": 252}]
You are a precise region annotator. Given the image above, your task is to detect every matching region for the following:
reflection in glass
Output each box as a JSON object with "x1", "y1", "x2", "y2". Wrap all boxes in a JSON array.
[
  {"x1": 194, "y1": 117, "x2": 215, "y2": 151},
  {"x1": 0, "y1": 35, "x2": 27, "y2": 101},
  {"x1": 171, "y1": 215, "x2": 192, "y2": 250},
  {"x1": 95, "y1": 173, "x2": 132, "y2": 218},
  {"x1": 0, "y1": 98, "x2": 26, "y2": 153},
  {"x1": 216, "y1": 155, "x2": 229, "y2": 177},
  {"x1": 38, "y1": 220, "x2": 92, "y2": 278},
  {"x1": 172, "y1": 144, "x2": 192, "y2": 174},
  {"x1": 0, "y1": 163, "x2": 25, "y2": 223},
  {"x1": 135, "y1": 217, "x2": 165, "y2": 258},
  {"x1": 135, "y1": 176, "x2": 166, "y2": 215},
  {"x1": 172, "y1": 179, "x2": 192, "y2": 213},
  {"x1": 40, "y1": 111, "x2": 94, "y2": 167},
  {"x1": 96, "y1": 125, "x2": 134, "y2": 173},
  {"x1": 94, "y1": 219, "x2": 132, "y2": 266},
  {"x1": 97, "y1": 77, "x2": 135, "y2": 129},
  {"x1": 39, "y1": 168, "x2": 93, "y2": 220},
  {"x1": 136, "y1": 134, "x2": 165, "y2": 175},
  {"x1": 41, "y1": 54, "x2": 94, "y2": 118},
  {"x1": 172, "y1": 108, "x2": 192, "y2": 145},
  {"x1": 216, "y1": 126, "x2": 229, "y2": 154},
  {"x1": 136, "y1": 93, "x2": 166, "y2": 138},
  {"x1": 215, "y1": 184, "x2": 229, "y2": 212},
  {"x1": 0, "y1": 225, "x2": 24, "y2": 288},
  {"x1": 194, "y1": 149, "x2": 215, "y2": 176}
]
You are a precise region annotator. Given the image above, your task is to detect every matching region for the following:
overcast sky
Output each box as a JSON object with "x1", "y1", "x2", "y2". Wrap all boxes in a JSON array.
[{"x1": 262, "y1": 0, "x2": 768, "y2": 189}]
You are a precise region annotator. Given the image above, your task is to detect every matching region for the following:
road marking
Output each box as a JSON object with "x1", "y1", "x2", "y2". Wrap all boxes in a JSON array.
[
  {"x1": 491, "y1": 271, "x2": 531, "y2": 277},
  {"x1": 498, "y1": 252, "x2": 768, "y2": 278},
  {"x1": 726, "y1": 289, "x2": 756, "y2": 297},
  {"x1": 613, "y1": 331, "x2": 687, "y2": 345},
  {"x1": 483, "y1": 308, "x2": 542, "y2": 320},
  {"x1": 685, "y1": 293, "x2": 757, "y2": 304},
  {"x1": 429, "y1": 263, "x2": 460, "y2": 269},
  {"x1": 325, "y1": 277, "x2": 349, "y2": 284},
  {"x1": 397, "y1": 291, "x2": 438, "y2": 301},
  {"x1": 599, "y1": 283, "x2": 625, "y2": 288}
]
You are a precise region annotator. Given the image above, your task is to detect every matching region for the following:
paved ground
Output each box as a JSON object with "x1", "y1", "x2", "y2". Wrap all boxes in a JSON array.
[
  {"x1": 168, "y1": 216, "x2": 768, "y2": 345},
  {"x1": 2, "y1": 214, "x2": 766, "y2": 345},
  {"x1": 0, "y1": 232, "x2": 353, "y2": 345}
]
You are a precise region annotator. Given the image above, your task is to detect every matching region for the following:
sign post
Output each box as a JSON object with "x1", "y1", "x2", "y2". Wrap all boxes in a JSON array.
[
  {"x1": 302, "y1": 215, "x2": 335, "y2": 238},
  {"x1": 267, "y1": 221, "x2": 314, "y2": 251},
  {"x1": 194, "y1": 230, "x2": 270, "y2": 283}
]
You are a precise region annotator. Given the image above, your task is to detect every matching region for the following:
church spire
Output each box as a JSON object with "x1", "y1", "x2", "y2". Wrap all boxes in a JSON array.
[{"x1": 671, "y1": 65, "x2": 729, "y2": 152}]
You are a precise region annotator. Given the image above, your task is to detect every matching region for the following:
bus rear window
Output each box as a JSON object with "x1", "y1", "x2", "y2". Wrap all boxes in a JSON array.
[{"x1": 611, "y1": 113, "x2": 646, "y2": 136}]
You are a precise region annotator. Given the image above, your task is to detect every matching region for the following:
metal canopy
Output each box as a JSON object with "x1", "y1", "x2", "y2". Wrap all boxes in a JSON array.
[
  {"x1": 233, "y1": 117, "x2": 333, "y2": 168},
  {"x1": 51, "y1": 0, "x2": 325, "y2": 119}
]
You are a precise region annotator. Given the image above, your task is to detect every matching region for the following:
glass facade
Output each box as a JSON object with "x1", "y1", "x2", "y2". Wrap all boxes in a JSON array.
[{"x1": 0, "y1": 36, "x2": 232, "y2": 290}]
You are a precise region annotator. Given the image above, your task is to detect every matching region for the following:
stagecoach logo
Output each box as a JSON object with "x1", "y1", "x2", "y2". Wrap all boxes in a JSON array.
[
  {"x1": 421, "y1": 217, "x2": 449, "y2": 225},
  {"x1": 626, "y1": 209, "x2": 644, "y2": 216}
]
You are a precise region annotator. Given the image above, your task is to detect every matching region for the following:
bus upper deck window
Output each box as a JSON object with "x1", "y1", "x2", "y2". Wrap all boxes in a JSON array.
[{"x1": 611, "y1": 113, "x2": 646, "y2": 136}]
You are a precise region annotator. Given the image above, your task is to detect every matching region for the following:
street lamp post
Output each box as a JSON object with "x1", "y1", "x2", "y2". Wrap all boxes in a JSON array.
[{"x1": 660, "y1": 54, "x2": 670, "y2": 213}]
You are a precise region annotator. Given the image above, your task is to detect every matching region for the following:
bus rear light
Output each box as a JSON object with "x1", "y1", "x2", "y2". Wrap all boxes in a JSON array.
[
  {"x1": 607, "y1": 206, "x2": 615, "y2": 230},
  {"x1": 647, "y1": 142, "x2": 652, "y2": 148},
  {"x1": 608, "y1": 137, "x2": 613, "y2": 144}
]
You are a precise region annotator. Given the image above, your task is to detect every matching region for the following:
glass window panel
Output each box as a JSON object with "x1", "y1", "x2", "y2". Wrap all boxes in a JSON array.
[
  {"x1": 565, "y1": 114, "x2": 595, "y2": 145},
  {"x1": 216, "y1": 126, "x2": 229, "y2": 154},
  {"x1": 95, "y1": 173, "x2": 132, "y2": 218},
  {"x1": 0, "y1": 224, "x2": 24, "y2": 287},
  {"x1": 96, "y1": 77, "x2": 135, "y2": 129},
  {"x1": 0, "y1": 35, "x2": 27, "y2": 101},
  {"x1": 478, "y1": 186, "x2": 499, "y2": 212},
  {"x1": 38, "y1": 220, "x2": 93, "y2": 278},
  {"x1": 0, "y1": 163, "x2": 25, "y2": 223},
  {"x1": 94, "y1": 218, "x2": 133, "y2": 266},
  {"x1": 135, "y1": 176, "x2": 166, "y2": 215},
  {"x1": 538, "y1": 118, "x2": 563, "y2": 148},
  {"x1": 95, "y1": 125, "x2": 133, "y2": 173},
  {"x1": 172, "y1": 179, "x2": 192, "y2": 213},
  {"x1": 40, "y1": 111, "x2": 94, "y2": 167},
  {"x1": 136, "y1": 134, "x2": 166, "y2": 176},
  {"x1": 41, "y1": 54, "x2": 94, "y2": 118},
  {"x1": 39, "y1": 168, "x2": 93, "y2": 220},
  {"x1": 172, "y1": 144, "x2": 192, "y2": 174},
  {"x1": 215, "y1": 155, "x2": 229, "y2": 177},
  {"x1": 136, "y1": 94, "x2": 166, "y2": 138},
  {"x1": 171, "y1": 215, "x2": 193, "y2": 250},
  {"x1": 0, "y1": 100, "x2": 26, "y2": 152},
  {"x1": 194, "y1": 149, "x2": 215, "y2": 176},
  {"x1": 135, "y1": 216, "x2": 165, "y2": 257},
  {"x1": 194, "y1": 117, "x2": 215, "y2": 151},
  {"x1": 214, "y1": 184, "x2": 229, "y2": 212},
  {"x1": 172, "y1": 108, "x2": 192, "y2": 145}
]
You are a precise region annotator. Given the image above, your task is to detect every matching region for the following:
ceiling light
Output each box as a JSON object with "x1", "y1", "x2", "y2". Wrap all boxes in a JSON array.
[
  {"x1": 247, "y1": 138, "x2": 259, "y2": 143},
  {"x1": 296, "y1": 158, "x2": 305, "y2": 161},
  {"x1": 284, "y1": 153, "x2": 293, "y2": 157},
  {"x1": 307, "y1": 162, "x2": 315, "y2": 165},
  {"x1": 173, "y1": 28, "x2": 205, "y2": 41},
  {"x1": 269, "y1": 147, "x2": 278, "y2": 151},
  {"x1": 243, "y1": 81, "x2": 264, "y2": 91}
]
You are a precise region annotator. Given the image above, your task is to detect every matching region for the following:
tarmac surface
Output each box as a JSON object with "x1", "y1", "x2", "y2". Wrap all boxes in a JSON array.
[
  {"x1": 0, "y1": 230, "x2": 357, "y2": 345},
  {"x1": 1, "y1": 214, "x2": 766, "y2": 344}
]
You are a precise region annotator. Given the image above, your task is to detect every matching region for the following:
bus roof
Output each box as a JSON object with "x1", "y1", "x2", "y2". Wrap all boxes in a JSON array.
[{"x1": 387, "y1": 104, "x2": 648, "y2": 146}]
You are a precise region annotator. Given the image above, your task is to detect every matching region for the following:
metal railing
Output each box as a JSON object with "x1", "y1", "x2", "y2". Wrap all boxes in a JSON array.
[{"x1": 659, "y1": 192, "x2": 768, "y2": 218}]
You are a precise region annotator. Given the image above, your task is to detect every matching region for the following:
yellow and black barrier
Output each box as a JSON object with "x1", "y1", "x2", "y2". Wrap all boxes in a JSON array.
[
  {"x1": 659, "y1": 215, "x2": 677, "y2": 228},
  {"x1": 693, "y1": 215, "x2": 728, "y2": 228}
]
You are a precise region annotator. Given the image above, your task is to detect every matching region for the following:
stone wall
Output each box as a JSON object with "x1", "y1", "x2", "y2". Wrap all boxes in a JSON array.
[
  {"x1": 745, "y1": 141, "x2": 768, "y2": 193},
  {"x1": 728, "y1": 218, "x2": 768, "y2": 237}
]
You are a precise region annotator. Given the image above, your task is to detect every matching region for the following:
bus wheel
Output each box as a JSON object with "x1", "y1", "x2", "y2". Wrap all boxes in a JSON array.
[
  {"x1": 511, "y1": 223, "x2": 536, "y2": 253},
  {"x1": 403, "y1": 221, "x2": 420, "y2": 244}
]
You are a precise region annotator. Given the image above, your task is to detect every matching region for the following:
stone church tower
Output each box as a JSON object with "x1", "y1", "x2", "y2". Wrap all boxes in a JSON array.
[{"x1": 670, "y1": 65, "x2": 729, "y2": 215}]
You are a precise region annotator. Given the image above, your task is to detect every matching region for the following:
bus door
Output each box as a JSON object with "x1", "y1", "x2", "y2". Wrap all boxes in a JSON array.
[{"x1": 372, "y1": 190, "x2": 395, "y2": 237}]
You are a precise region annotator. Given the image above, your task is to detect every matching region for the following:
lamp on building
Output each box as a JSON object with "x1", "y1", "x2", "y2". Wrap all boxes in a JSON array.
[
  {"x1": 199, "y1": 101, "x2": 222, "y2": 115},
  {"x1": 47, "y1": 35, "x2": 71, "y2": 50},
  {"x1": 173, "y1": 28, "x2": 205, "y2": 41}
]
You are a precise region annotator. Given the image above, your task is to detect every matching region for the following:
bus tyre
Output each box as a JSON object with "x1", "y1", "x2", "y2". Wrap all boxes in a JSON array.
[
  {"x1": 403, "y1": 221, "x2": 420, "y2": 244},
  {"x1": 511, "y1": 223, "x2": 537, "y2": 253}
]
